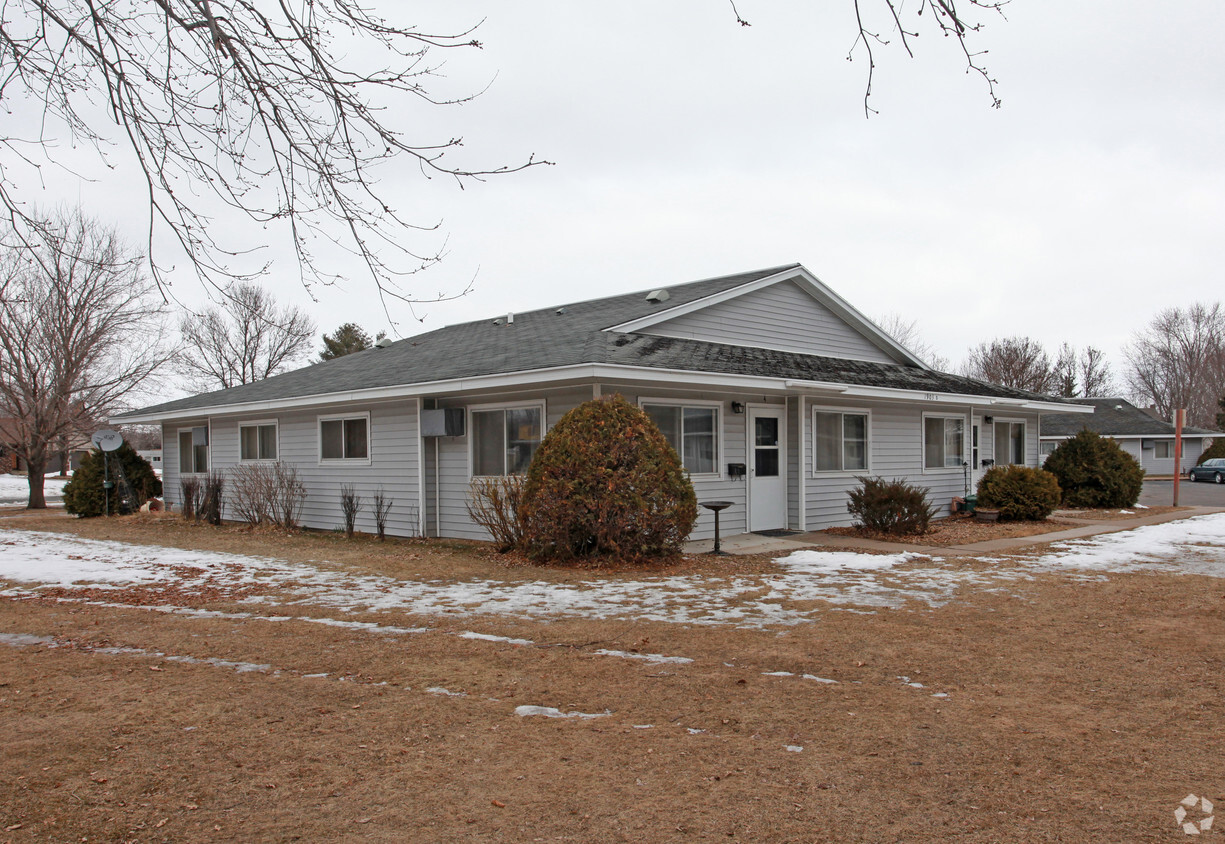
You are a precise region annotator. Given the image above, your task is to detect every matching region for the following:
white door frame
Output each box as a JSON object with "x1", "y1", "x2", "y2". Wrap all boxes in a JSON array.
[{"x1": 747, "y1": 404, "x2": 787, "y2": 532}]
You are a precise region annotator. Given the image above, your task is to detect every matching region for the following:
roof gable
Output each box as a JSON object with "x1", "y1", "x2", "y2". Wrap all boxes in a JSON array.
[{"x1": 605, "y1": 266, "x2": 924, "y2": 367}]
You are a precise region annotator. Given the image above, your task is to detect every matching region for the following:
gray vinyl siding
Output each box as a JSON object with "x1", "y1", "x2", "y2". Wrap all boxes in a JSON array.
[
  {"x1": 1139, "y1": 437, "x2": 1203, "y2": 475},
  {"x1": 161, "y1": 419, "x2": 210, "y2": 511},
  {"x1": 430, "y1": 385, "x2": 768, "y2": 543},
  {"x1": 644, "y1": 280, "x2": 897, "y2": 364},
  {"x1": 167, "y1": 402, "x2": 421, "y2": 536},
  {"x1": 803, "y1": 399, "x2": 1042, "y2": 530},
  {"x1": 787, "y1": 395, "x2": 801, "y2": 530}
]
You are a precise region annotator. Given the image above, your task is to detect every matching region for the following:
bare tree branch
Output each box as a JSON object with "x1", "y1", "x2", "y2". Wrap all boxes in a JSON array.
[
  {"x1": 0, "y1": 1, "x2": 548, "y2": 312},
  {"x1": 175, "y1": 281, "x2": 316, "y2": 392},
  {"x1": 1124, "y1": 303, "x2": 1225, "y2": 428}
]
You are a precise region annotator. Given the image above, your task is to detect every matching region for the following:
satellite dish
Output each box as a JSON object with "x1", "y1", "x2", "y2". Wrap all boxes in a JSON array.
[{"x1": 91, "y1": 429, "x2": 123, "y2": 452}]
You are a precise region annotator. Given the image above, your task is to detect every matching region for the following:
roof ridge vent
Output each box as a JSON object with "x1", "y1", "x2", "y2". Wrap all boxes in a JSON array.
[{"x1": 645, "y1": 289, "x2": 670, "y2": 303}]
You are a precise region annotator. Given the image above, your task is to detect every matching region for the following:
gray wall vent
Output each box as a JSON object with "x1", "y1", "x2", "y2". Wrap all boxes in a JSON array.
[{"x1": 421, "y1": 408, "x2": 466, "y2": 438}]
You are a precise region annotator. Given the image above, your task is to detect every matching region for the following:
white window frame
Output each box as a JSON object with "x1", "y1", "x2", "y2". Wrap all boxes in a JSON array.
[
  {"x1": 810, "y1": 406, "x2": 871, "y2": 476},
  {"x1": 922, "y1": 413, "x2": 967, "y2": 471},
  {"x1": 993, "y1": 418, "x2": 1027, "y2": 466},
  {"x1": 317, "y1": 412, "x2": 371, "y2": 465},
  {"x1": 176, "y1": 426, "x2": 210, "y2": 475},
  {"x1": 238, "y1": 419, "x2": 279, "y2": 462},
  {"x1": 639, "y1": 397, "x2": 723, "y2": 479},
  {"x1": 468, "y1": 400, "x2": 546, "y2": 478}
]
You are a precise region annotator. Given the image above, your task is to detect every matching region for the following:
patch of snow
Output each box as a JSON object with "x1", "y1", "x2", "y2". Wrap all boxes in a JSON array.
[
  {"x1": 762, "y1": 671, "x2": 794, "y2": 677},
  {"x1": 592, "y1": 648, "x2": 693, "y2": 665},
  {"x1": 931, "y1": 692, "x2": 949, "y2": 699},
  {"x1": 0, "y1": 632, "x2": 55, "y2": 647},
  {"x1": 802, "y1": 674, "x2": 839, "y2": 684},
  {"x1": 514, "y1": 705, "x2": 608, "y2": 720},
  {"x1": 458, "y1": 631, "x2": 534, "y2": 646},
  {"x1": 784, "y1": 745, "x2": 803, "y2": 753},
  {"x1": 426, "y1": 687, "x2": 466, "y2": 697},
  {"x1": 0, "y1": 474, "x2": 70, "y2": 506},
  {"x1": 631, "y1": 724, "x2": 654, "y2": 730},
  {"x1": 1026, "y1": 513, "x2": 1225, "y2": 578},
  {"x1": 686, "y1": 727, "x2": 705, "y2": 734},
  {"x1": 774, "y1": 549, "x2": 929, "y2": 574}
]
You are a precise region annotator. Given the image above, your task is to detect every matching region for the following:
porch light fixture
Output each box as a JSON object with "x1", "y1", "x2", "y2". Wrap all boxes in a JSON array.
[
  {"x1": 984, "y1": 415, "x2": 994, "y2": 424},
  {"x1": 730, "y1": 401, "x2": 745, "y2": 414}
]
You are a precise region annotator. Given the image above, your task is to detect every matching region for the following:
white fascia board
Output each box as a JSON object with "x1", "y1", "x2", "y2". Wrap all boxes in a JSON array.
[
  {"x1": 110, "y1": 364, "x2": 800, "y2": 424},
  {"x1": 605, "y1": 265, "x2": 928, "y2": 369},
  {"x1": 111, "y1": 361, "x2": 1086, "y2": 424}
]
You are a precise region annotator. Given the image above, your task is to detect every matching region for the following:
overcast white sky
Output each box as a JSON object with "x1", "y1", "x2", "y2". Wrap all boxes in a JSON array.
[{"x1": 16, "y1": 0, "x2": 1225, "y2": 383}]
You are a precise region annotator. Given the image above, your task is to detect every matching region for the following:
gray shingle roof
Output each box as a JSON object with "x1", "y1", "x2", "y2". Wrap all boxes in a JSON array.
[
  {"x1": 1041, "y1": 397, "x2": 1221, "y2": 438},
  {"x1": 121, "y1": 264, "x2": 1078, "y2": 418}
]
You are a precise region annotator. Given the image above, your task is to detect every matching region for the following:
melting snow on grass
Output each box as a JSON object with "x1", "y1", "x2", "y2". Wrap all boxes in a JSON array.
[{"x1": 2, "y1": 513, "x2": 1225, "y2": 628}]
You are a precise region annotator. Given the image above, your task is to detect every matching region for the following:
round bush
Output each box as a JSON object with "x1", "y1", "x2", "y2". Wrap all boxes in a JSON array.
[
  {"x1": 1042, "y1": 429, "x2": 1144, "y2": 508},
  {"x1": 63, "y1": 443, "x2": 163, "y2": 517},
  {"x1": 519, "y1": 394, "x2": 697, "y2": 565},
  {"x1": 846, "y1": 476, "x2": 938, "y2": 536},
  {"x1": 975, "y1": 465, "x2": 1061, "y2": 521}
]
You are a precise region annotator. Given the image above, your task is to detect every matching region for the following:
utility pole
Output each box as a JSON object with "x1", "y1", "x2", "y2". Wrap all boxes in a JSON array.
[{"x1": 1173, "y1": 408, "x2": 1185, "y2": 507}]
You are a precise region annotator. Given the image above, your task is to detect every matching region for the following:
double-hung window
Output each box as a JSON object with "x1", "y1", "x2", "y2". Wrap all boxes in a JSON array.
[
  {"x1": 924, "y1": 416, "x2": 965, "y2": 469},
  {"x1": 319, "y1": 414, "x2": 369, "y2": 461},
  {"x1": 239, "y1": 422, "x2": 278, "y2": 461},
  {"x1": 1154, "y1": 440, "x2": 1174, "y2": 459},
  {"x1": 177, "y1": 427, "x2": 209, "y2": 474},
  {"x1": 812, "y1": 409, "x2": 869, "y2": 473},
  {"x1": 643, "y1": 403, "x2": 718, "y2": 475},
  {"x1": 994, "y1": 420, "x2": 1025, "y2": 465},
  {"x1": 471, "y1": 405, "x2": 543, "y2": 476}
]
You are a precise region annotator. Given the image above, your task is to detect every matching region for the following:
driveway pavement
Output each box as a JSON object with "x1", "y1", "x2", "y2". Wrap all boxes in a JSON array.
[{"x1": 1140, "y1": 477, "x2": 1225, "y2": 507}]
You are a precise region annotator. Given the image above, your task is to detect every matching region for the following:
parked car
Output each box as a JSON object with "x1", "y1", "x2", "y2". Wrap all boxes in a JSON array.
[{"x1": 1188, "y1": 458, "x2": 1225, "y2": 483}]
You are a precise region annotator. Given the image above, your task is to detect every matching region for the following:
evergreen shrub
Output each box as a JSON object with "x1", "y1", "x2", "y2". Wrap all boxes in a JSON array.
[
  {"x1": 1042, "y1": 429, "x2": 1144, "y2": 508},
  {"x1": 519, "y1": 394, "x2": 697, "y2": 565},
  {"x1": 63, "y1": 443, "x2": 162, "y2": 517},
  {"x1": 975, "y1": 465, "x2": 1061, "y2": 521},
  {"x1": 846, "y1": 476, "x2": 938, "y2": 536},
  {"x1": 1197, "y1": 437, "x2": 1225, "y2": 465}
]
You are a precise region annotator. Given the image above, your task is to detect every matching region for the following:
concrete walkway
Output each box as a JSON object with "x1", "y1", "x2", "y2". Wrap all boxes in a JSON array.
[{"x1": 683, "y1": 505, "x2": 1225, "y2": 557}]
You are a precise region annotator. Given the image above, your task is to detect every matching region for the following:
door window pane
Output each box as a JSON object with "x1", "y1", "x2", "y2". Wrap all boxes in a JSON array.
[
  {"x1": 755, "y1": 417, "x2": 778, "y2": 447},
  {"x1": 755, "y1": 447, "x2": 779, "y2": 477}
]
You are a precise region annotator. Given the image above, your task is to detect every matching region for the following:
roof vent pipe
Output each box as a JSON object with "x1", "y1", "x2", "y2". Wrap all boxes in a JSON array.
[{"x1": 507, "y1": 312, "x2": 514, "y2": 324}]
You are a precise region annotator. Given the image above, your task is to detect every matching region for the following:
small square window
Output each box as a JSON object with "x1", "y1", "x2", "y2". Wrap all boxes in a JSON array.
[
  {"x1": 319, "y1": 416, "x2": 369, "y2": 461},
  {"x1": 240, "y1": 423, "x2": 278, "y2": 460}
]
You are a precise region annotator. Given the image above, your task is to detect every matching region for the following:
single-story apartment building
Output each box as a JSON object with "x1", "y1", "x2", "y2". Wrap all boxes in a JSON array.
[
  {"x1": 1040, "y1": 397, "x2": 1219, "y2": 475},
  {"x1": 115, "y1": 264, "x2": 1090, "y2": 541}
]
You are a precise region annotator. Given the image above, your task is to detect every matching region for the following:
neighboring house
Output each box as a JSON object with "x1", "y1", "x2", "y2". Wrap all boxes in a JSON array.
[
  {"x1": 0, "y1": 417, "x2": 90, "y2": 474},
  {"x1": 1040, "y1": 397, "x2": 1220, "y2": 475},
  {"x1": 114, "y1": 264, "x2": 1089, "y2": 541},
  {"x1": 136, "y1": 450, "x2": 164, "y2": 475}
]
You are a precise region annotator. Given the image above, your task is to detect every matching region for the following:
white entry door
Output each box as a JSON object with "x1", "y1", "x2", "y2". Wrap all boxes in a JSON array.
[{"x1": 748, "y1": 407, "x2": 787, "y2": 532}]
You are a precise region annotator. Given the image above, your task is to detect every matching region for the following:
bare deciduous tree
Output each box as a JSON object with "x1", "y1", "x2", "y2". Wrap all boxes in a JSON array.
[
  {"x1": 875, "y1": 313, "x2": 951, "y2": 370},
  {"x1": 1124, "y1": 303, "x2": 1225, "y2": 429},
  {"x1": 1052, "y1": 343, "x2": 1117, "y2": 398},
  {"x1": 176, "y1": 283, "x2": 316, "y2": 392},
  {"x1": 0, "y1": 209, "x2": 171, "y2": 508},
  {"x1": 0, "y1": 1, "x2": 544, "y2": 308},
  {"x1": 962, "y1": 336, "x2": 1058, "y2": 394}
]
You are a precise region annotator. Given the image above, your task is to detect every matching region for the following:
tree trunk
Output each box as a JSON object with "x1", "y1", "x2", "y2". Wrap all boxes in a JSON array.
[{"x1": 26, "y1": 453, "x2": 47, "y2": 509}]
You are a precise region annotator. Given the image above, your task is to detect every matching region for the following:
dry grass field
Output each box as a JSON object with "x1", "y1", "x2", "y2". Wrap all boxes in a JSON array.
[{"x1": 1, "y1": 511, "x2": 1222, "y2": 842}]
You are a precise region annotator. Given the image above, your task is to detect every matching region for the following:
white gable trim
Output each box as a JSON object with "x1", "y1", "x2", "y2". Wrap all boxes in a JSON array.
[
  {"x1": 605, "y1": 265, "x2": 927, "y2": 369},
  {"x1": 115, "y1": 361, "x2": 1092, "y2": 424}
]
